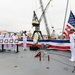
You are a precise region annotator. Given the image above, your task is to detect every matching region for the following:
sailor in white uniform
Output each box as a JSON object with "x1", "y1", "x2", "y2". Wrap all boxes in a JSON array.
[
  {"x1": 23, "y1": 31, "x2": 27, "y2": 50},
  {"x1": 4, "y1": 32, "x2": 9, "y2": 50},
  {"x1": 7, "y1": 32, "x2": 12, "y2": 50},
  {"x1": 69, "y1": 28, "x2": 75, "y2": 61},
  {"x1": 12, "y1": 33, "x2": 18, "y2": 51},
  {"x1": 0, "y1": 32, "x2": 4, "y2": 50}
]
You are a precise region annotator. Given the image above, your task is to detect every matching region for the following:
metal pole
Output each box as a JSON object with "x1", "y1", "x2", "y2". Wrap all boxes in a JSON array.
[{"x1": 61, "y1": 0, "x2": 69, "y2": 39}]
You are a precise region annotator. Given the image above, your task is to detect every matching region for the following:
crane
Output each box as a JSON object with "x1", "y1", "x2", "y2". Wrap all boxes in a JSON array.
[
  {"x1": 32, "y1": 0, "x2": 52, "y2": 39},
  {"x1": 39, "y1": 0, "x2": 51, "y2": 39}
]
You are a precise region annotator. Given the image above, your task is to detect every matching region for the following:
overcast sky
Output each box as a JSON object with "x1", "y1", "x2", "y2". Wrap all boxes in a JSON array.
[{"x1": 0, "y1": 0, "x2": 75, "y2": 35}]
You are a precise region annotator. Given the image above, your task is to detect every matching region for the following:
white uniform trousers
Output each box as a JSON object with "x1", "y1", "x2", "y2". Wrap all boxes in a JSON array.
[
  {"x1": 70, "y1": 43, "x2": 75, "y2": 60},
  {"x1": 0, "y1": 44, "x2": 2, "y2": 50},
  {"x1": 12, "y1": 44, "x2": 17, "y2": 50},
  {"x1": 4, "y1": 44, "x2": 8, "y2": 50},
  {"x1": 8, "y1": 44, "x2": 12, "y2": 50},
  {"x1": 23, "y1": 40, "x2": 27, "y2": 49}
]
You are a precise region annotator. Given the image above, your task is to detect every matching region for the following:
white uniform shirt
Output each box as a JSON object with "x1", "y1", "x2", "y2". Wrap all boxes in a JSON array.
[
  {"x1": 23, "y1": 33, "x2": 27, "y2": 41},
  {"x1": 69, "y1": 33, "x2": 75, "y2": 43},
  {"x1": 12, "y1": 35, "x2": 18, "y2": 40},
  {"x1": 0, "y1": 34, "x2": 4, "y2": 38},
  {"x1": 4, "y1": 33, "x2": 9, "y2": 38},
  {"x1": 0, "y1": 34, "x2": 4, "y2": 44},
  {"x1": 12, "y1": 35, "x2": 18, "y2": 43}
]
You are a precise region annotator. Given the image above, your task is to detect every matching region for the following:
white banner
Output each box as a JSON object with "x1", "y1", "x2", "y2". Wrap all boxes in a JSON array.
[{"x1": 0, "y1": 38, "x2": 18, "y2": 44}]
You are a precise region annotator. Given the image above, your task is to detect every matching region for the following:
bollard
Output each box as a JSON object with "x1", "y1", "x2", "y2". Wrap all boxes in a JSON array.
[
  {"x1": 41, "y1": 43, "x2": 44, "y2": 49},
  {"x1": 48, "y1": 55, "x2": 50, "y2": 61},
  {"x1": 39, "y1": 52, "x2": 41, "y2": 61},
  {"x1": 46, "y1": 44, "x2": 49, "y2": 48}
]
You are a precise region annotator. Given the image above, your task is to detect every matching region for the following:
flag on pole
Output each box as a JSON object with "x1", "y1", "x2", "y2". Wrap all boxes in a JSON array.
[{"x1": 63, "y1": 11, "x2": 75, "y2": 39}]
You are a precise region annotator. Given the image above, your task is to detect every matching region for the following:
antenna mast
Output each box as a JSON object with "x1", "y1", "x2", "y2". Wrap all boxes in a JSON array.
[{"x1": 61, "y1": 0, "x2": 69, "y2": 39}]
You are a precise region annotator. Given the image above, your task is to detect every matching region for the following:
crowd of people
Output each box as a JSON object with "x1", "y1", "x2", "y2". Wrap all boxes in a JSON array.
[
  {"x1": 0, "y1": 29, "x2": 75, "y2": 62},
  {"x1": 0, "y1": 32, "x2": 18, "y2": 51},
  {"x1": 0, "y1": 31, "x2": 27, "y2": 52}
]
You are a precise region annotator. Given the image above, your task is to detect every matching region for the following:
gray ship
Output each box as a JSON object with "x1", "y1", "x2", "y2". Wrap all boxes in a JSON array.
[
  {"x1": 0, "y1": 47, "x2": 75, "y2": 75},
  {"x1": 0, "y1": 0, "x2": 75, "y2": 75}
]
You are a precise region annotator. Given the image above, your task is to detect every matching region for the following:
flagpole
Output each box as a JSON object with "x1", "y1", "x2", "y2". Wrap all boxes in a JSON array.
[{"x1": 61, "y1": 0, "x2": 69, "y2": 39}]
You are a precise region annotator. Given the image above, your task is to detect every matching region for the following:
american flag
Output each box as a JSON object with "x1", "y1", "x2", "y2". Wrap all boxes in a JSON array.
[{"x1": 63, "y1": 11, "x2": 75, "y2": 39}]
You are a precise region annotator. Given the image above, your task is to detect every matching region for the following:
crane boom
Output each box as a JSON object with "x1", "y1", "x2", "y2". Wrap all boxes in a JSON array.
[
  {"x1": 39, "y1": 0, "x2": 51, "y2": 39},
  {"x1": 39, "y1": 0, "x2": 51, "y2": 22}
]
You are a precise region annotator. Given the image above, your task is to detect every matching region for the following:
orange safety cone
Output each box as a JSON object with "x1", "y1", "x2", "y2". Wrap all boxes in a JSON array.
[{"x1": 34, "y1": 51, "x2": 41, "y2": 57}]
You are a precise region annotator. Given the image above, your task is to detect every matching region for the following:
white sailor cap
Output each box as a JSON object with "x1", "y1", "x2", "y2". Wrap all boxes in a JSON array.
[{"x1": 70, "y1": 28, "x2": 75, "y2": 31}]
